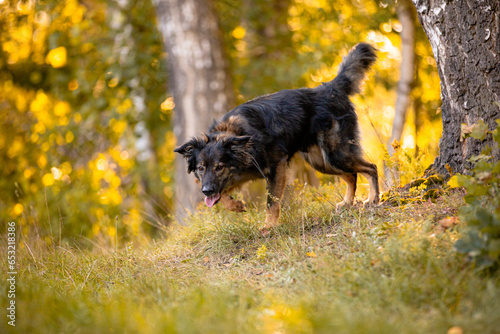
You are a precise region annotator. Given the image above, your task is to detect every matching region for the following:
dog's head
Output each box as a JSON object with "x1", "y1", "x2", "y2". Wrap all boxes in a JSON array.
[{"x1": 174, "y1": 134, "x2": 252, "y2": 207}]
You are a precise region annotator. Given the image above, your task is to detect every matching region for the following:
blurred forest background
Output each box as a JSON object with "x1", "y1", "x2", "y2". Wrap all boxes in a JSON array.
[{"x1": 0, "y1": 0, "x2": 442, "y2": 244}]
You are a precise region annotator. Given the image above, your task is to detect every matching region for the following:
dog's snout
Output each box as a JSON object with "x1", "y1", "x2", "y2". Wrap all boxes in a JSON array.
[{"x1": 201, "y1": 185, "x2": 214, "y2": 197}]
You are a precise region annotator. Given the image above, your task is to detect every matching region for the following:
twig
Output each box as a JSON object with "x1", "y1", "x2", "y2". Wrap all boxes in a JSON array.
[
  {"x1": 115, "y1": 215, "x2": 118, "y2": 274},
  {"x1": 44, "y1": 187, "x2": 51, "y2": 232},
  {"x1": 57, "y1": 203, "x2": 63, "y2": 247},
  {"x1": 81, "y1": 260, "x2": 97, "y2": 290}
]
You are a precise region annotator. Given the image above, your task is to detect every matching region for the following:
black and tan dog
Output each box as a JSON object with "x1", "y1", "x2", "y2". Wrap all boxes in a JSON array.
[{"x1": 175, "y1": 43, "x2": 379, "y2": 227}]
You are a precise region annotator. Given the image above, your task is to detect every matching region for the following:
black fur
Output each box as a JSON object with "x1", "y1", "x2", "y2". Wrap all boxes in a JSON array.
[{"x1": 174, "y1": 43, "x2": 379, "y2": 225}]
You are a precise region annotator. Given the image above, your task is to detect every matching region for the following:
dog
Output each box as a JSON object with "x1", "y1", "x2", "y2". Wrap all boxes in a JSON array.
[{"x1": 174, "y1": 43, "x2": 379, "y2": 227}]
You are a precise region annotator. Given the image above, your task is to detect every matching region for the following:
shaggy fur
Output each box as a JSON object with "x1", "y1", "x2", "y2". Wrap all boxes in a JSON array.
[{"x1": 175, "y1": 43, "x2": 379, "y2": 227}]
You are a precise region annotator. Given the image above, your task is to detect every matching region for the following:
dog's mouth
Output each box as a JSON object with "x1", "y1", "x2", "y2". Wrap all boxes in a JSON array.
[{"x1": 204, "y1": 193, "x2": 221, "y2": 208}]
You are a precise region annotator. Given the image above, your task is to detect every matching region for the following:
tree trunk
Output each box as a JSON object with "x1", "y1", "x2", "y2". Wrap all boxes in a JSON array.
[
  {"x1": 390, "y1": 0, "x2": 416, "y2": 149},
  {"x1": 412, "y1": 0, "x2": 500, "y2": 176},
  {"x1": 385, "y1": 0, "x2": 417, "y2": 186},
  {"x1": 154, "y1": 0, "x2": 235, "y2": 222}
]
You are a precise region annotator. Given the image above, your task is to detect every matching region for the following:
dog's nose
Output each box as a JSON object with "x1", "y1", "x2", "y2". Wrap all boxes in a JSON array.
[{"x1": 201, "y1": 186, "x2": 214, "y2": 196}]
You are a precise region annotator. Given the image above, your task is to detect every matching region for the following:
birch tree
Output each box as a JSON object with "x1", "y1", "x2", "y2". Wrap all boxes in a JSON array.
[
  {"x1": 154, "y1": 0, "x2": 235, "y2": 221},
  {"x1": 412, "y1": 0, "x2": 500, "y2": 175}
]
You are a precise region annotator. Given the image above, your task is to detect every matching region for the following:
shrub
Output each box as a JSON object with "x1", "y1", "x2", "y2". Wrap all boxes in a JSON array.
[{"x1": 449, "y1": 120, "x2": 500, "y2": 271}]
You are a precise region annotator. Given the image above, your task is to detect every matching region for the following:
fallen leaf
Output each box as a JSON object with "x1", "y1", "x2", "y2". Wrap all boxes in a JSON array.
[
  {"x1": 203, "y1": 256, "x2": 209, "y2": 263},
  {"x1": 391, "y1": 138, "x2": 401, "y2": 150},
  {"x1": 306, "y1": 251, "x2": 317, "y2": 258},
  {"x1": 447, "y1": 326, "x2": 463, "y2": 334},
  {"x1": 438, "y1": 217, "x2": 460, "y2": 231},
  {"x1": 447, "y1": 175, "x2": 460, "y2": 188}
]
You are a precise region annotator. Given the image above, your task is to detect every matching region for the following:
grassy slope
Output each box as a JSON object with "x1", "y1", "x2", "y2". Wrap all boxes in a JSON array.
[{"x1": 1, "y1": 185, "x2": 500, "y2": 334}]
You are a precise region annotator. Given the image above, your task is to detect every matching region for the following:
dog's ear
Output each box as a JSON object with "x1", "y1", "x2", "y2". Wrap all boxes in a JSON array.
[
  {"x1": 174, "y1": 136, "x2": 208, "y2": 173},
  {"x1": 222, "y1": 136, "x2": 252, "y2": 165},
  {"x1": 222, "y1": 136, "x2": 251, "y2": 150}
]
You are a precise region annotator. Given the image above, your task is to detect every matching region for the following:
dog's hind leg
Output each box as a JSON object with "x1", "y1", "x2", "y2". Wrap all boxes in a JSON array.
[
  {"x1": 220, "y1": 193, "x2": 246, "y2": 212},
  {"x1": 351, "y1": 160, "x2": 379, "y2": 206},
  {"x1": 265, "y1": 159, "x2": 288, "y2": 228},
  {"x1": 336, "y1": 173, "x2": 357, "y2": 210},
  {"x1": 305, "y1": 141, "x2": 379, "y2": 207}
]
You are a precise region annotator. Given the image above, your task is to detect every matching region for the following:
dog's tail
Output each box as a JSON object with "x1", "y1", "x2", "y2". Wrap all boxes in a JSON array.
[{"x1": 332, "y1": 43, "x2": 377, "y2": 96}]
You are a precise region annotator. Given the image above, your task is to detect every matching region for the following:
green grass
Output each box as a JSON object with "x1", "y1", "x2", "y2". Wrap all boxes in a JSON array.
[{"x1": 1, "y1": 184, "x2": 500, "y2": 333}]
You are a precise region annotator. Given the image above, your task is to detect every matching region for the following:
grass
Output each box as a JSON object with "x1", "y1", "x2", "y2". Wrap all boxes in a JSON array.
[{"x1": 1, "y1": 183, "x2": 500, "y2": 333}]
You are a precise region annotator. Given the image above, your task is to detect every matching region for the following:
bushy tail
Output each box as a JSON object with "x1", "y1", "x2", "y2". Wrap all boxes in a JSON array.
[{"x1": 333, "y1": 43, "x2": 377, "y2": 96}]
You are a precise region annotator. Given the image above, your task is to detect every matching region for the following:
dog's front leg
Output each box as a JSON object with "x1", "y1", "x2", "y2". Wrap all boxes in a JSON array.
[
  {"x1": 265, "y1": 159, "x2": 287, "y2": 228},
  {"x1": 220, "y1": 193, "x2": 246, "y2": 212}
]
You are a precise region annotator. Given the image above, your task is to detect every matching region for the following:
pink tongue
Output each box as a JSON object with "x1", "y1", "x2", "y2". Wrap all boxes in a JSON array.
[{"x1": 205, "y1": 193, "x2": 221, "y2": 208}]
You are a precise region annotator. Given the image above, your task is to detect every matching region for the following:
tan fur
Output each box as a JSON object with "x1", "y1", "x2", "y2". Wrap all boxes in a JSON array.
[
  {"x1": 220, "y1": 193, "x2": 246, "y2": 212},
  {"x1": 302, "y1": 145, "x2": 343, "y2": 174},
  {"x1": 303, "y1": 145, "x2": 379, "y2": 209},
  {"x1": 363, "y1": 172, "x2": 379, "y2": 206},
  {"x1": 212, "y1": 115, "x2": 242, "y2": 133},
  {"x1": 336, "y1": 173, "x2": 357, "y2": 209},
  {"x1": 265, "y1": 159, "x2": 288, "y2": 228},
  {"x1": 351, "y1": 162, "x2": 379, "y2": 206}
]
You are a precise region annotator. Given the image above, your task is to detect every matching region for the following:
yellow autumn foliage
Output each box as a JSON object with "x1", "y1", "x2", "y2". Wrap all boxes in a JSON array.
[{"x1": 46, "y1": 47, "x2": 67, "y2": 68}]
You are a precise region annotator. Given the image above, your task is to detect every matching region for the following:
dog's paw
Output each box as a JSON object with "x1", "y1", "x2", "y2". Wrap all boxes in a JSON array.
[
  {"x1": 225, "y1": 200, "x2": 246, "y2": 212},
  {"x1": 260, "y1": 227, "x2": 271, "y2": 237},
  {"x1": 221, "y1": 195, "x2": 247, "y2": 212},
  {"x1": 264, "y1": 217, "x2": 280, "y2": 229},
  {"x1": 336, "y1": 201, "x2": 351, "y2": 211},
  {"x1": 362, "y1": 198, "x2": 380, "y2": 207},
  {"x1": 231, "y1": 200, "x2": 247, "y2": 213}
]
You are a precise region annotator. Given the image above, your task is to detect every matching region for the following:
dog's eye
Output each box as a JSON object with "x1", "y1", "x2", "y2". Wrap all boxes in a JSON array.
[
  {"x1": 215, "y1": 165, "x2": 224, "y2": 172},
  {"x1": 197, "y1": 166, "x2": 205, "y2": 172}
]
